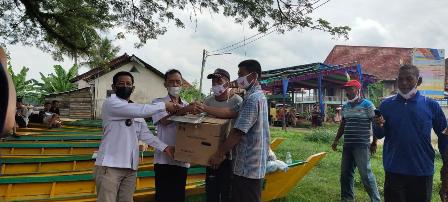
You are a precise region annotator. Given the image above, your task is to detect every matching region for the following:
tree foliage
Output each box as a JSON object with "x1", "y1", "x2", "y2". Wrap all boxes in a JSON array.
[
  {"x1": 38, "y1": 64, "x2": 78, "y2": 94},
  {"x1": 180, "y1": 81, "x2": 204, "y2": 102},
  {"x1": 81, "y1": 38, "x2": 120, "y2": 70},
  {"x1": 7, "y1": 62, "x2": 40, "y2": 99},
  {"x1": 1, "y1": 0, "x2": 350, "y2": 56},
  {"x1": 367, "y1": 82, "x2": 384, "y2": 107}
]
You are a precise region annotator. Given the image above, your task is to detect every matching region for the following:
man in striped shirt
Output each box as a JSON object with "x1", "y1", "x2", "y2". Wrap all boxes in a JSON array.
[{"x1": 331, "y1": 80, "x2": 381, "y2": 202}]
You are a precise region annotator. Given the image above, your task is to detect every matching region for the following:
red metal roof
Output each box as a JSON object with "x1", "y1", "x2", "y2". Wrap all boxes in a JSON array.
[{"x1": 324, "y1": 45, "x2": 413, "y2": 81}]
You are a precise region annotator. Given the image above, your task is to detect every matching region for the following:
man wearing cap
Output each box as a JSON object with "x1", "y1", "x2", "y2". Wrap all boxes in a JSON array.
[
  {"x1": 198, "y1": 68, "x2": 243, "y2": 202},
  {"x1": 331, "y1": 80, "x2": 381, "y2": 202}
]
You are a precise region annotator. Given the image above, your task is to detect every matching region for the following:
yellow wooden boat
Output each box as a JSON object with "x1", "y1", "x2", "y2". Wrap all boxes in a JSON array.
[
  {"x1": 0, "y1": 142, "x2": 99, "y2": 155},
  {"x1": 1, "y1": 152, "x2": 155, "y2": 175},
  {"x1": 0, "y1": 152, "x2": 326, "y2": 202},
  {"x1": 1, "y1": 138, "x2": 285, "y2": 175},
  {"x1": 2, "y1": 135, "x2": 102, "y2": 142}
]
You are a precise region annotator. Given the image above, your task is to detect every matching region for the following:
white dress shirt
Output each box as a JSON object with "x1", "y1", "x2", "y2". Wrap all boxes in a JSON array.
[
  {"x1": 152, "y1": 95, "x2": 190, "y2": 168},
  {"x1": 95, "y1": 94, "x2": 168, "y2": 170}
]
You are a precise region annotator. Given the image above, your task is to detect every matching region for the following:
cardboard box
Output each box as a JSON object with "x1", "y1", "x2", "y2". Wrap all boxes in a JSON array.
[{"x1": 173, "y1": 117, "x2": 230, "y2": 166}]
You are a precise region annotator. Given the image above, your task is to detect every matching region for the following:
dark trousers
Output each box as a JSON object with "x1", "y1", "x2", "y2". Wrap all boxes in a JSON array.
[
  {"x1": 231, "y1": 174, "x2": 262, "y2": 202},
  {"x1": 154, "y1": 164, "x2": 188, "y2": 202},
  {"x1": 15, "y1": 115, "x2": 26, "y2": 128},
  {"x1": 384, "y1": 172, "x2": 433, "y2": 202},
  {"x1": 206, "y1": 159, "x2": 232, "y2": 202}
]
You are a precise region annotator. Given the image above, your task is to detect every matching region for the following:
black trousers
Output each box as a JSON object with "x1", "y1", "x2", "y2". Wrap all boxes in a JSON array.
[
  {"x1": 154, "y1": 164, "x2": 188, "y2": 202},
  {"x1": 206, "y1": 159, "x2": 232, "y2": 202},
  {"x1": 231, "y1": 174, "x2": 263, "y2": 202},
  {"x1": 384, "y1": 172, "x2": 433, "y2": 202},
  {"x1": 15, "y1": 115, "x2": 27, "y2": 128}
]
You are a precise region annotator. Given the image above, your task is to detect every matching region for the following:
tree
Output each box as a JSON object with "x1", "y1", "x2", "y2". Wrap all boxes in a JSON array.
[
  {"x1": 81, "y1": 38, "x2": 120, "y2": 70},
  {"x1": 38, "y1": 64, "x2": 78, "y2": 94},
  {"x1": 7, "y1": 62, "x2": 41, "y2": 102},
  {"x1": 180, "y1": 81, "x2": 205, "y2": 102},
  {"x1": 367, "y1": 82, "x2": 384, "y2": 107},
  {"x1": 1, "y1": 0, "x2": 350, "y2": 57}
]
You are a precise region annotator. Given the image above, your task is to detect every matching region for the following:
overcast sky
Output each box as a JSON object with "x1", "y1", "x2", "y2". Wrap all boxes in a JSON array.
[{"x1": 6, "y1": 0, "x2": 448, "y2": 93}]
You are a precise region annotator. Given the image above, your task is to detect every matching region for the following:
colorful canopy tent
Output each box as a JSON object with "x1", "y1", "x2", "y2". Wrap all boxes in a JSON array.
[{"x1": 260, "y1": 62, "x2": 376, "y2": 121}]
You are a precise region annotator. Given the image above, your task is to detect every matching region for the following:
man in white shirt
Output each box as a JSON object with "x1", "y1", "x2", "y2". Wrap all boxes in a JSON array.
[
  {"x1": 94, "y1": 71, "x2": 178, "y2": 202},
  {"x1": 152, "y1": 69, "x2": 197, "y2": 202}
]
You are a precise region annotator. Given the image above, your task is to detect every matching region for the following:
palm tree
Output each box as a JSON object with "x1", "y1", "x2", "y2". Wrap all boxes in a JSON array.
[
  {"x1": 82, "y1": 38, "x2": 120, "y2": 70},
  {"x1": 38, "y1": 65, "x2": 78, "y2": 94}
]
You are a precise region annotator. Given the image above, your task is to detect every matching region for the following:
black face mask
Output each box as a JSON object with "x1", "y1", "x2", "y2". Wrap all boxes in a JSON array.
[{"x1": 115, "y1": 86, "x2": 133, "y2": 99}]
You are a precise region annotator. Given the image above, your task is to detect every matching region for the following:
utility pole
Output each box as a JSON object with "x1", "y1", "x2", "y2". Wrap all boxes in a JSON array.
[
  {"x1": 199, "y1": 49, "x2": 207, "y2": 93},
  {"x1": 199, "y1": 49, "x2": 231, "y2": 93}
]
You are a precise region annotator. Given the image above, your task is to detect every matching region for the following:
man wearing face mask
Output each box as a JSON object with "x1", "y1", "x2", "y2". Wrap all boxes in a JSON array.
[
  {"x1": 151, "y1": 69, "x2": 198, "y2": 202},
  {"x1": 209, "y1": 60, "x2": 270, "y2": 202},
  {"x1": 373, "y1": 65, "x2": 448, "y2": 202},
  {"x1": 331, "y1": 80, "x2": 381, "y2": 202},
  {"x1": 200, "y1": 68, "x2": 243, "y2": 202},
  {"x1": 94, "y1": 71, "x2": 179, "y2": 202}
]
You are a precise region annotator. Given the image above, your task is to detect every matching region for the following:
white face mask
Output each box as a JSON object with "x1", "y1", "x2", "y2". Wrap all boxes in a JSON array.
[
  {"x1": 211, "y1": 84, "x2": 228, "y2": 96},
  {"x1": 346, "y1": 89, "x2": 360, "y2": 103},
  {"x1": 168, "y1": 87, "x2": 181, "y2": 97},
  {"x1": 236, "y1": 72, "x2": 257, "y2": 89},
  {"x1": 398, "y1": 84, "x2": 417, "y2": 100},
  {"x1": 347, "y1": 95, "x2": 359, "y2": 103}
]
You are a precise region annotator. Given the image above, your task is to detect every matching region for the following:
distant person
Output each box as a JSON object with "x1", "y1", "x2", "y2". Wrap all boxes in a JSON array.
[
  {"x1": 331, "y1": 80, "x2": 381, "y2": 202},
  {"x1": 15, "y1": 97, "x2": 32, "y2": 128},
  {"x1": 49, "y1": 100, "x2": 60, "y2": 115},
  {"x1": 373, "y1": 64, "x2": 448, "y2": 202},
  {"x1": 41, "y1": 102, "x2": 62, "y2": 128}
]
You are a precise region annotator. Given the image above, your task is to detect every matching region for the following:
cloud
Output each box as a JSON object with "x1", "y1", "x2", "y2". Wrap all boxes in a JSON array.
[{"x1": 5, "y1": 0, "x2": 448, "y2": 94}]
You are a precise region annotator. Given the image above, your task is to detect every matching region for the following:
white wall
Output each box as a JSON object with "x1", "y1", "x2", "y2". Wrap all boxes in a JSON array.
[
  {"x1": 76, "y1": 80, "x2": 90, "y2": 89},
  {"x1": 92, "y1": 62, "x2": 167, "y2": 118}
]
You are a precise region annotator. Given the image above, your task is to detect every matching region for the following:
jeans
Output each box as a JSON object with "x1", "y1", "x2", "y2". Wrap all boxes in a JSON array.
[{"x1": 340, "y1": 146, "x2": 381, "y2": 202}]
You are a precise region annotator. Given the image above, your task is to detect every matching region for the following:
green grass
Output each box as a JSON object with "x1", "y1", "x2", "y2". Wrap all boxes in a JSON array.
[
  {"x1": 188, "y1": 125, "x2": 445, "y2": 201},
  {"x1": 269, "y1": 126, "x2": 444, "y2": 202}
]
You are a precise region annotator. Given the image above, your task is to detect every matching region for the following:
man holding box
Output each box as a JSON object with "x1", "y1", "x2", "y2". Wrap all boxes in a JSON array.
[
  {"x1": 209, "y1": 60, "x2": 270, "y2": 202},
  {"x1": 151, "y1": 69, "x2": 197, "y2": 202},
  {"x1": 94, "y1": 71, "x2": 178, "y2": 202},
  {"x1": 200, "y1": 68, "x2": 243, "y2": 202}
]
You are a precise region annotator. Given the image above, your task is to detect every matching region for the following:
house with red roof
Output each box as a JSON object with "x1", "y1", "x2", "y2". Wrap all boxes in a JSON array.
[{"x1": 324, "y1": 45, "x2": 447, "y2": 98}]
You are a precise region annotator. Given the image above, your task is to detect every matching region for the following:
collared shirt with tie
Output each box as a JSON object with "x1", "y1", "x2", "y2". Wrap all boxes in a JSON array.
[{"x1": 95, "y1": 94, "x2": 168, "y2": 170}]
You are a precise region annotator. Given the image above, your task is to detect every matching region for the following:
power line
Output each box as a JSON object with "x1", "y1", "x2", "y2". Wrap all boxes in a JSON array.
[{"x1": 209, "y1": 0, "x2": 328, "y2": 54}]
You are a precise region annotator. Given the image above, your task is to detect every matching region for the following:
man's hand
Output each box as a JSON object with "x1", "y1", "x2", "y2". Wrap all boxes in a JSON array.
[
  {"x1": 209, "y1": 152, "x2": 225, "y2": 169},
  {"x1": 374, "y1": 116, "x2": 385, "y2": 128},
  {"x1": 165, "y1": 102, "x2": 180, "y2": 113},
  {"x1": 331, "y1": 140, "x2": 339, "y2": 151},
  {"x1": 370, "y1": 142, "x2": 377, "y2": 155},
  {"x1": 163, "y1": 146, "x2": 175, "y2": 159}
]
